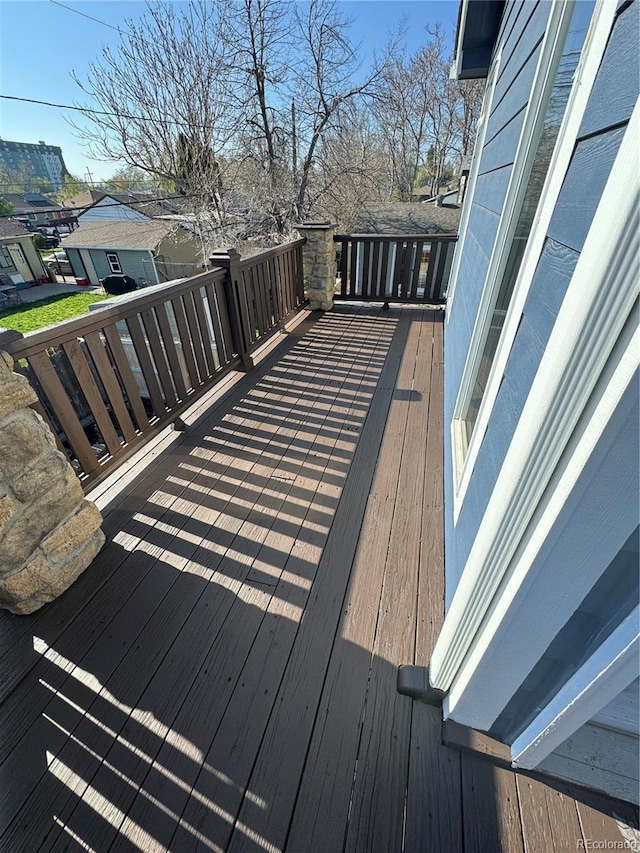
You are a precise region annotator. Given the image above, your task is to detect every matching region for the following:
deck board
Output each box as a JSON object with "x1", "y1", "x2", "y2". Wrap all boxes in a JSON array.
[{"x1": 0, "y1": 305, "x2": 632, "y2": 853}]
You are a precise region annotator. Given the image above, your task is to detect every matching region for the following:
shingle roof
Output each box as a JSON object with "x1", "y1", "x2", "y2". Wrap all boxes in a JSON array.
[
  {"x1": 0, "y1": 219, "x2": 30, "y2": 238},
  {"x1": 61, "y1": 219, "x2": 181, "y2": 250},
  {"x1": 353, "y1": 202, "x2": 461, "y2": 235},
  {"x1": 0, "y1": 193, "x2": 61, "y2": 214}
]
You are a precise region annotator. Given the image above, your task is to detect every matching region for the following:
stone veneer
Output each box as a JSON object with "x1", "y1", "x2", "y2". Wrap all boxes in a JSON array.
[
  {"x1": 298, "y1": 221, "x2": 336, "y2": 311},
  {"x1": 0, "y1": 349, "x2": 104, "y2": 614}
]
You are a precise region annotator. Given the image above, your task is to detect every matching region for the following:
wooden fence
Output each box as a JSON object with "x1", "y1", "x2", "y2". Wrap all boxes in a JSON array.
[
  {"x1": 2, "y1": 240, "x2": 306, "y2": 491},
  {"x1": 334, "y1": 234, "x2": 457, "y2": 304}
]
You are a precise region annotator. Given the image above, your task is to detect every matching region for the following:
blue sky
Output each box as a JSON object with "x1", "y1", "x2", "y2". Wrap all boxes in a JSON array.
[{"x1": 0, "y1": 0, "x2": 459, "y2": 183}]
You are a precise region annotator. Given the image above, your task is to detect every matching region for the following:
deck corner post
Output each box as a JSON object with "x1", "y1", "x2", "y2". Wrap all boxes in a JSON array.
[
  {"x1": 298, "y1": 221, "x2": 336, "y2": 311},
  {"x1": 209, "y1": 248, "x2": 253, "y2": 371},
  {"x1": 0, "y1": 349, "x2": 105, "y2": 615}
]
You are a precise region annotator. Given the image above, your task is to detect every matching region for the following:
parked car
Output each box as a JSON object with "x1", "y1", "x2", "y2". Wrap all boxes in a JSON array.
[{"x1": 46, "y1": 251, "x2": 73, "y2": 277}]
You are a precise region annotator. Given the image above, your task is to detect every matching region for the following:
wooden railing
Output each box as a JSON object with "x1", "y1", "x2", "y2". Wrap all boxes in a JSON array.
[
  {"x1": 334, "y1": 234, "x2": 457, "y2": 304},
  {"x1": 2, "y1": 240, "x2": 307, "y2": 490}
]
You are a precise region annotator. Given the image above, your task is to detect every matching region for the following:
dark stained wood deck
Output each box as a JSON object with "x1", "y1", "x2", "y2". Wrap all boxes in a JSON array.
[{"x1": 0, "y1": 305, "x2": 632, "y2": 852}]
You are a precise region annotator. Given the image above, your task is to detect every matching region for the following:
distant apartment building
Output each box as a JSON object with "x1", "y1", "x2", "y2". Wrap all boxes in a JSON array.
[{"x1": 0, "y1": 139, "x2": 68, "y2": 190}]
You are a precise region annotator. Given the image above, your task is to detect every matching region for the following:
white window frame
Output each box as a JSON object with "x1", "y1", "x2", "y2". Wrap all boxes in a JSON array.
[
  {"x1": 451, "y1": 0, "x2": 608, "y2": 522},
  {"x1": 106, "y1": 252, "x2": 122, "y2": 274},
  {"x1": 445, "y1": 45, "x2": 502, "y2": 314},
  {"x1": 430, "y1": 97, "x2": 640, "y2": 717}
]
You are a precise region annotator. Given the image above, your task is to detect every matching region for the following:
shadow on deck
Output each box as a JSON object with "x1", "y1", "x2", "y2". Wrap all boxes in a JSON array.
[{"x1": 0, "y1": 305, "x2": 631, "y2": 852}]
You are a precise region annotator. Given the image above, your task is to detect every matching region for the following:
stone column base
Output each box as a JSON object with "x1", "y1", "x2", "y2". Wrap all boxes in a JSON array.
[{"x1": 0, "y1": 349, "x2": 105, "y2": 614}]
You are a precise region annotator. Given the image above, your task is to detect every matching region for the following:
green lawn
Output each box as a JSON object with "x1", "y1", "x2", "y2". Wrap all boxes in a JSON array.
[{"x1": 0, "y1": 292, "x2": 110, "y2": 335}]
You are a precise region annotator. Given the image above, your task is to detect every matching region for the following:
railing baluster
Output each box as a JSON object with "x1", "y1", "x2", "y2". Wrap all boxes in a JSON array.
[
  {"x1": 154, "y1": 302, "x2": 188, "y2": 401},
  {"x1": 126, "y1": 314, "x2": 166, "y2": 417},
  {"x1": 170, "y1": 296, "x2": 200, "y2": 390},
  {"x1": 433, "y1": 238, "x2": 452, "y2": 301},
  {"x1": 140, "y1": 308, "x2": 177, "y2": 406},
  {"x1": 27, "y1": 351, "x2": 99, "y2": 475},
  {"x1": 349, "y1": 239, "x2": 358, "y2": 298},
  {"x1": 83, "y1": 330, "x2": 137, "y2": 444},
  {"x1": 213, "y1": 279, "x2": 235, "y2": 365},
  {"x1": 424, "y1": 240, "x2": 438, "y2": 301},
  {"x1": 410, "y1": 240, "x2": 424, "y2": 300},
  {"x1": 337, "y1": 239, "x2": 347, "y2": 298},
  {"x1": 181, "y1": 290, "x2": 209, "y2": 381},
  {"x1": 61, "y1": 338, "x2": 122, "y2": 458},
  {"x1": 203, "y1": 281, "x2": 225, "y2": 371},
  {"x1": 102, "y1": 325, "x2": 150, "y2": 431},
  {"x1": 380, "y1": 241, "x2": 391, "y2": 299},
  {"x1": 192, "y1": 286, "x2": 218, "y2": 375}
]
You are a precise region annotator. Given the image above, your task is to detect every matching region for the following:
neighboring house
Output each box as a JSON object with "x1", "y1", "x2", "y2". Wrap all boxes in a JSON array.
[
  {"x1": 0, "y1": 192, "x2": 70, "y2": 230},
  {"x1": 71, "y1": 190, "x2": 185, "y2": 223},
  {"x1": 420, "y1": 0, "x2": 639, "y2": 806},
  {"x1": 0, "y1": 219, "x2": 46, "y2": 288},
  {"x1": 0, "y1": 139, "x2": 68, "y2": 190},
  {"x1": 61, "y1": 219, "x2": 203, "y2": 286},
  {"x1": 353, "y1": 201, "x2": 461, "y2": 235}
]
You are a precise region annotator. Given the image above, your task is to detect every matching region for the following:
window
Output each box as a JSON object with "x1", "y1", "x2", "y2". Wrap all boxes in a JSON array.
[
  {"x1": 454, "y1": 1, "x2": 595, "y2": 471},
  {"x1": 106, "y1": 252, "x2": 122, "y2": 273},
  {"x1": 0, "y1": 248, "x2": 12, "y2": 269}
]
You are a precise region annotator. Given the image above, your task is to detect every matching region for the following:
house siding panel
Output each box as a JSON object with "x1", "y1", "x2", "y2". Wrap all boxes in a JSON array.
[
  {"x1": 495, "y1": 0, "x2": 522, "y2": 51},
  {"x1": 79, "y1": 196, "x2": 150, "y2": 223},
  {"x1": 479, "y1": 108, "x2": 527, "y2": 174},
  {"x1": 489, "y1": 42, "x2": 542, "y2": 142},
  {"x1": 472, "y1": 165, "x2": 513, "y2": 214},
  {"x1": 496, "y1": 1, "x2": 545, "y2": 90},
  {"x1": 579, "y1": 1, "x2": 640, "y2": 139},
  {"x1": 89, "y1": 249, "x2": 154, "y2": 285},
  {"x1": 443, "y1": 0, "x2": 637, "y2": 607},
  {"x1": 547, "y1": 123, "x2": 626, "y2": 252}
]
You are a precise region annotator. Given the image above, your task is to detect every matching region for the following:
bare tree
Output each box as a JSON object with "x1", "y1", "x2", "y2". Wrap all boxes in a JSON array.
[
  {"x1": 73, "y1": 0, "x2": 391, "y2": 246},
  {"x1": 72, "y1": 1, "x2": 481, "y2": 245},
  {"x1": 370, "y1": 26, "x2": 484, "y2": 199},
  {"x1": 72, "y1": 1, "x2": 237, "y2": 257}
]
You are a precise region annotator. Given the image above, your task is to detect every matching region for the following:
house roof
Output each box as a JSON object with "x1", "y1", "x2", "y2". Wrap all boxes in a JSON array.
[
  {"x1": 352, "y1": 202, "x2": 461, "y2": 235},
  {"x1": 0, "y1": 219, "x2": 30, "y2": 239},
  {"x1": 0, "y1": 192, "x2": 62, "y2": 215},
  {"x1": 74, "y1": 190, "x2": 186, "y2": 220},
  {"x1": 452, "y1": 0, "x2": 505, "y2": 80},
  {"x1": 61, "y1": 219, "x2": 184, "y2": 250},
  {"x1": 61, "y1": 190, "x2": 106, "y2": 209}
]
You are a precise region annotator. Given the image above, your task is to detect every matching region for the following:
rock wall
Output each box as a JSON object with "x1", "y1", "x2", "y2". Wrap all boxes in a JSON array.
[{"x1": 0, "y1": 351, "x2": 104, "y2": 614}]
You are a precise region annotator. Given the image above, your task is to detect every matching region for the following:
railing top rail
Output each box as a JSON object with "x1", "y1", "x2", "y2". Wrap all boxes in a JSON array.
[
  {"x1": 237, "y1": 237, "x2": 306, "y2": 269},
  {"x1": 5, "y1": 268, "x2": 227, "y2": 358},
  {"x1": 334, "y1": 233, "x2": 458, "y2": 242}
]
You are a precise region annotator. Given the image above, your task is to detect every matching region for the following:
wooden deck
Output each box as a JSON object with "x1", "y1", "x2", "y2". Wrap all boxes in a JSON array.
[{"x1": 0, "y1": 305, "x2": 632, "y2": 853}]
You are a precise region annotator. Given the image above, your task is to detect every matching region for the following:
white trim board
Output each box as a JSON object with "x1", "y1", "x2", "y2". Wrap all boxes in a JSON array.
[
  {"x1": 430, "y1": 101, "x2": 640, "y2": 719},
  {"x1": 451, "y1": 0, "x2": 615, "y2": 519},
  {"x1": 512, "y1": 606, "x2": 640, "y2": 770}
]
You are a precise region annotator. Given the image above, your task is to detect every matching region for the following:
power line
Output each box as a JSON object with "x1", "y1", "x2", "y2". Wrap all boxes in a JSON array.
[
  {"x1": 48, "y1": 0, "x2": 125, "y2": 34},
  {"x1": 0, "y1": 94, "x2": 213, "y2": 129}
]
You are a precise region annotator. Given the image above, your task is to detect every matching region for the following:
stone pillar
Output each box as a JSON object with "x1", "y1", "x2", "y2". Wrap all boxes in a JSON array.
[
  {"x1": 0, "y1": 347, "x2": 105, "y2": 615},
  {"x1": 298, "y1": 221, "x2": 336, "y2": 311}
]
